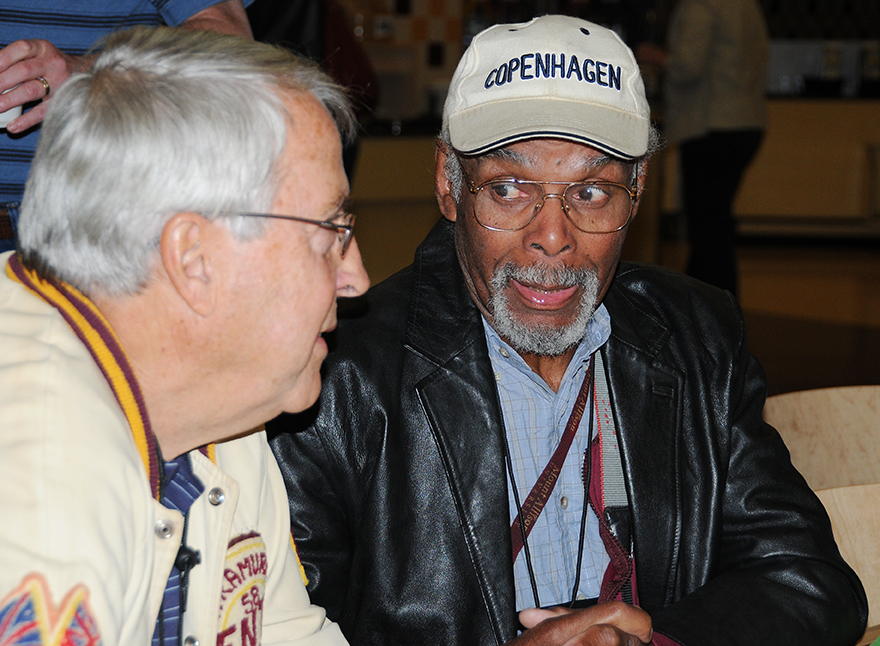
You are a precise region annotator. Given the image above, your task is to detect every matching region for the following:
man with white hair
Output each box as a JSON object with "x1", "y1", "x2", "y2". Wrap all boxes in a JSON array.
[
  {"x1": 270, "y1": 14, "x2": 867, "y2": 646},
  {"x1": 0, "y1": 26, "x2": 368, "y2": 646}
]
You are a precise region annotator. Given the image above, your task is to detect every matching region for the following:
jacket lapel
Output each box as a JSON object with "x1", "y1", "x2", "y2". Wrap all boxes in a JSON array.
[
  {"x1": 405, "y1": 220, "x2": 518, "y2": 642},
  {"x1": 603, "y1": 273, "x2": 683, "y2": 612}
]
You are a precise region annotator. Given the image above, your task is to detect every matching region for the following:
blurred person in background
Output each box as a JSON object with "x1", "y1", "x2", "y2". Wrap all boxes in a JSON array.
[
  {"x1": 637, "y1": 0, "x2": 769, "y2": 296},
  {"x1": 246, "y1": 0, "x2": 379, "y2": 179}
]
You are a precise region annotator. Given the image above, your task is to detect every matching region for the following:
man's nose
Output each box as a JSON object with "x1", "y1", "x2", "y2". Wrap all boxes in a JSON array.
[
  {"x1": 524, "y1": 194, "x2": 576, "y2": 257},
  {"x1": 336, "y1": 238, "x2": 370, "y2": 297}
]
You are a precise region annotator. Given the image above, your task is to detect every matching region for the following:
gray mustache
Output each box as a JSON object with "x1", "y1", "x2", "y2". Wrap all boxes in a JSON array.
[{"x1": 494, "y1": 263, "x2": 597, "y2": 290}]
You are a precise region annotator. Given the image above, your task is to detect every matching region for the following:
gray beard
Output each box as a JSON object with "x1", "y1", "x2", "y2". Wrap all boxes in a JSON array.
[{"x1": 489, "y1": 262, "x2": 600, "y2": 357}]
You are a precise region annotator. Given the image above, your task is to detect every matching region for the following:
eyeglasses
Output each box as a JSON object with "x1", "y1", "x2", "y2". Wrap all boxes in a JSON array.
[
  {"x1": 234, "y1": 211, "x2": 355, "y2": 257},
  {"x1": 464, "y1": 172, "x2": 638, "y2": 234}
]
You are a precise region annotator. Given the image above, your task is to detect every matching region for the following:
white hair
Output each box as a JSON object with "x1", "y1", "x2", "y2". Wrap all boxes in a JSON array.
[{"x1": 18, "y1": 26, "x2": 356, "y2": 295}]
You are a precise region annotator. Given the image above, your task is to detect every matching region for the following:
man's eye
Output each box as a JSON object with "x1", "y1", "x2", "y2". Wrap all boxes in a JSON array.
[
  {"x1": 570, "y1": 183, "x2": 611, "y2": 207},
  {"x1": 488, "y1": 181, "x2": 530, "y2": 201}
]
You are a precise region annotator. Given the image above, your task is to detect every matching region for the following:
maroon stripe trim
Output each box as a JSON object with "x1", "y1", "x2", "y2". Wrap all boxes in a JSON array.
[{"x1": 8, "y1": 255, "x2": 162, "y2": 496}]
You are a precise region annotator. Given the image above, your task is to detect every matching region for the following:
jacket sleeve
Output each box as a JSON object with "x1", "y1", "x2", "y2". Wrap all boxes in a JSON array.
[
  {"x1": 639, "y1": 286, "x2": 868, "y2": 645},
  {"x1": 664, "y1": 0, "x2": 715, "y2": 85}
]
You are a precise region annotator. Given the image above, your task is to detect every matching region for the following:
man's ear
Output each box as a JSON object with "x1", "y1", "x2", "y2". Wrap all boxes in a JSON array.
[
  {"x1": 435, "y1": 143, "x2": 459, "y2": 222},
  {"x1": 160, "y1": 212, "x2": 216, "y2": 316}
]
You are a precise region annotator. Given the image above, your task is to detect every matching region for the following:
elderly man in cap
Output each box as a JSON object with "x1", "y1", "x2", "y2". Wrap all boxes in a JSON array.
[
  {"x1": 0, "y1": 26, "x2": 369, "y2": 646},
  {"x1": 269, "y1": 14, "x2": 866, "y2": 646}
]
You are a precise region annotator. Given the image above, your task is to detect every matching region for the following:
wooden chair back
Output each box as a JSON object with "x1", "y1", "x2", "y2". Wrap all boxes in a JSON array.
[
  {"x1": 763, "y1": 385, "x2": 880, "y2": 490},
  {"x1": 815, "y1": 484, "x2": 880, "y2": 628}
]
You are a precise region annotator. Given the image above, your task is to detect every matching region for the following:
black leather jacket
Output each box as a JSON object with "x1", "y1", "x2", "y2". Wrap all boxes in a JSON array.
[{"x1": 269, "y1": 219, "x2": 867, "y2": 646}]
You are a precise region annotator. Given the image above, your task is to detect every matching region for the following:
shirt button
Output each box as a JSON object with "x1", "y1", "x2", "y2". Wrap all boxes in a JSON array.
[
  {"x1": 499, "y1": 347, "x2": 510, "y2": 358},
  {"x1": 154, "y1": 520, "x2": 174, "y2": 539},
  {"x1": 184, "y1": 637, "x2": 200, "y2": 646},
  {"x1": 576, "y1": 592, "x2": 587, "y2": 601},
  {"x1": 560, "y1": 496, "x2": 569, "y2": 510},
  {"x1": 208, "y1": 487, "x2": 226, "y2": 506}
]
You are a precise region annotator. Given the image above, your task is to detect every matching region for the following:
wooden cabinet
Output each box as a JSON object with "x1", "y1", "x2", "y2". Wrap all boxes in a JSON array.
[
  {"x1": 736, "y1": 100, "x2": 880, "y2": 221},
  {"x1": 739, "y1": 99, "x2": 880, "y2": 236}
]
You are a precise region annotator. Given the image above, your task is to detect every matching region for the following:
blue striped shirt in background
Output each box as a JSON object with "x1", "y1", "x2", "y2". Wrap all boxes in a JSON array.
[
  {"x1": 0, "y1": 0, "x2": 224, "y2": 207},
  {"x1": 153, "y1": 454, "x2": 204, "y2": 646}
]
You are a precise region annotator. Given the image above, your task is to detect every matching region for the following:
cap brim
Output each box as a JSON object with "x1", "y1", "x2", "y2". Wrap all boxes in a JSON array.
[{"x1": 447, "y1": 95, "x2": 649, "y2": 160}]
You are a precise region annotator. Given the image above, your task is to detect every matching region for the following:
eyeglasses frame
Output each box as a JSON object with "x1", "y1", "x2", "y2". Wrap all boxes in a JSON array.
[
  {"x1": 463, "y1": 170, "x2": 639, "y2": 235},
  {"x1": 234, "y1": 211, "x2": 355, "y2": 257}
]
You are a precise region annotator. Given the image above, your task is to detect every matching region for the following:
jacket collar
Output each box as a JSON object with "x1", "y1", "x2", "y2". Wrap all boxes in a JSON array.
[
  {"x1": 603, "y1": 265, "x2": 673, "y2": 359},
  {"x1": 405, "y1": 218, "x2": 486, "y2": 364}
]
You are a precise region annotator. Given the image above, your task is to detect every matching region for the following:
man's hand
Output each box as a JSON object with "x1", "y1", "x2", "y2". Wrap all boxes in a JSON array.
[
  {"x1": 508, "y1": 601, "x2": 654, "y2": 646},
  {"x1": 0, "y1": 39, "x2": 79, "y2": 133},
  {"x1": 180, "y1": 0, "x2": 252, "y2": 38}
]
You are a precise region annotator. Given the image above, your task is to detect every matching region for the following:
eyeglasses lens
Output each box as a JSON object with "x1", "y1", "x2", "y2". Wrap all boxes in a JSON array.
[{"x1": 474, "y1": 181, "x2": 632, "y2": 233}]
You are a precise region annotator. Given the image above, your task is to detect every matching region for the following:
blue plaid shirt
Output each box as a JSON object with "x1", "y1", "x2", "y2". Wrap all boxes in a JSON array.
[{"x1": 483, "y1": 304, "x2": 612, "y2": 610}]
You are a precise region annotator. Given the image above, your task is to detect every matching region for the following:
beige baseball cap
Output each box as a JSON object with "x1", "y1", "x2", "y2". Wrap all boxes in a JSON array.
[{"x1": 443, "y1": 15, "x2": 650, "y2": 160}]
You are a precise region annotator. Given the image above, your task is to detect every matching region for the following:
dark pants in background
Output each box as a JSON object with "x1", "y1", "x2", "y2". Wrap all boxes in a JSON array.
[{"x1": 680, "y1": 129, "x2": 763, "y2": 296}]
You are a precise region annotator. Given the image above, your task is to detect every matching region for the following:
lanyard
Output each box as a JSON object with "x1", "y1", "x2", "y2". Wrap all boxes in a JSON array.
[
  {"x1": 504, "y1": 350, "x2": 632, "y2": 608},
  {"x1": 510, "y1": 355, "x2": 595, "y2": 561},
  {"x1": 586, "y1": 350, "x2": 634, "y2": 605}
]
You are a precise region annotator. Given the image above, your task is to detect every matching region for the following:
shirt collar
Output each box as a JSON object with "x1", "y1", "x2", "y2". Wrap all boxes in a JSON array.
[{"x1": 482, "y1": 303, "x2": 611, "y2": 387}]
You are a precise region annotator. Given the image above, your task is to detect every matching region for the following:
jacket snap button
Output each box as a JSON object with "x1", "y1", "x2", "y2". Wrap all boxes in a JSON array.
[
  {"x1": 184, "y1": 637, "x2": 200, "y2": 646},
  {"x1": 154, "y1": 520, "x2": 174, "y2": 539},
  {"x1": 208, "y1": 488, "x2": 225, "y2": 506}
]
